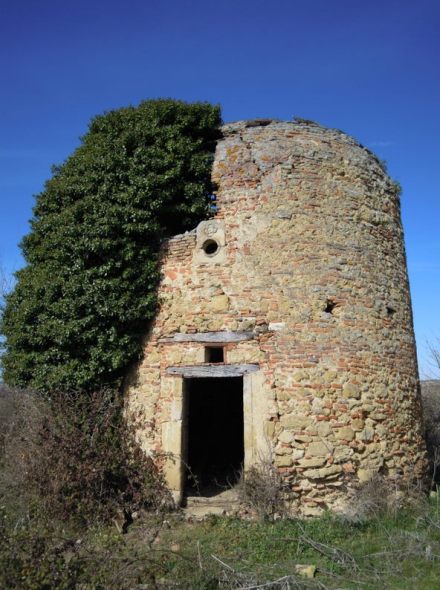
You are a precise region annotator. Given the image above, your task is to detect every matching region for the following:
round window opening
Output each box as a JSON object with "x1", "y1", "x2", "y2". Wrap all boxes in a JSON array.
[{"x1": 202, "y1": 239, "x2": 219, "y2": 256}]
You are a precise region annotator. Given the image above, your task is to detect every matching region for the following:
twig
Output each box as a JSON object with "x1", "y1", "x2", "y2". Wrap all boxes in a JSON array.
[
  {"x1": 297, "y1": 524, "x2": 358, "y2": 571},
  {"x1": 240, "y1": 575, "x2": 298, "y2": 589},
  {"x1": 240, "y1": 575, "x2": 330, "y2": 589},
  {"x1": 197, "y1": 540, "x2": 203, "y2": 570},
  {"x1": 211, "y1": 553, "x2": 236, "y2": 571}
]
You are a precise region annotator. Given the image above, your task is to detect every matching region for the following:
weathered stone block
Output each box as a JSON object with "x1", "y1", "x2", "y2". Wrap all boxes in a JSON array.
[
  {"x1": 316, "y1": 422, "x2": 332, "y2": 437},
  {"x1": 303, "y1": 465, "x2": 342, "y2": 479},
  {"x1": 343, "y1": 383, "x2": 361, "y2": 399},
  {"x1": 333, "y1": 447, "x2": 353, "y2": 463},
  {"x1": 211, "y1": 294, "x2": 229, "y2": 311},
  {"x1": 281, "y1": 415, "x2": 312, "y2": 430},
  {"x1": 279, "y1": 430, "x2": 294, "y2": 444},
  {"x1": 307, "y1": 441, "x2": 330, "y2": 456},
  {"x1": 356, "y1": 427, "x2": 374, "y2": 441},
  {"x1": 357, "y1": 468, "x2": 376, "y2": 482},
  {"x1": 335, "y1": 427, "x2": 355, "y2": 441},
  {"x1": 295, "y1": 564, "x2": 316, "y2": 578},
  {"x1": 264, "y1": 421, "x2": 276, "y2": 438},
  {"x1": 298, "y1": 457, "x2": 327, "y2": 468},
  {"x1": 351, "y1": 419, "x2": 365, "y2": 430},
  {"x1": 275, "y1": 455, "x2": 293, "y2": 467}
]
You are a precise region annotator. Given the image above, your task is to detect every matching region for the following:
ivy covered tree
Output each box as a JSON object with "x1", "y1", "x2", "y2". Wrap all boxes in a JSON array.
[{"x1": 1, "y1": 99, "x2": 221, "y2": 391}]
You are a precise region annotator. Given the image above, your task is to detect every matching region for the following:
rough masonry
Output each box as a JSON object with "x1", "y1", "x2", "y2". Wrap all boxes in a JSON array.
[{"x1": 126, "y1": 119, "x2": 427, "y2": 515}]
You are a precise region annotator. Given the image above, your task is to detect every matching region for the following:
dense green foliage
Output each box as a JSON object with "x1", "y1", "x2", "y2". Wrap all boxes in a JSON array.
[{"x1": 0, "y1": 99, "x2": 221, "y2": 391}]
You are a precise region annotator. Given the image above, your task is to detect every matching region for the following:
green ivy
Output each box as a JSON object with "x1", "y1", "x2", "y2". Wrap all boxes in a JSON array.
[{"x1": 1, "y1": 99, "x2": 221, "y2": 391}]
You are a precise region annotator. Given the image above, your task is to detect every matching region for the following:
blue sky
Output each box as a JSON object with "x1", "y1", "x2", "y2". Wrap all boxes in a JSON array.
[{"x1": 1, "y1": 0, "x2": 439, "y2": 376}]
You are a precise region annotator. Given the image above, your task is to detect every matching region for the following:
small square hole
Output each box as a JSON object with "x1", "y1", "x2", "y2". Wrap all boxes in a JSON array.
[{"x1": 205, "y1": 346, "x2": 224, "y2": 363}]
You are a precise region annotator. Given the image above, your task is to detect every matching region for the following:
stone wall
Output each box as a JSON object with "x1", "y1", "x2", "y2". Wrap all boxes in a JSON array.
[{"x1": 126, "y1": 119, "x2": 427, "y2": 514}]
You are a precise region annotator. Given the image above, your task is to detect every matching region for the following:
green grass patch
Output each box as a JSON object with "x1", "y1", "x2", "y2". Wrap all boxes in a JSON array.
[
  {"x1": 154, "y1": 501, "x2": 440, "y2": 589},
  {"x1": 3, "y1": 500, "x2": 440, "y2": 588}
]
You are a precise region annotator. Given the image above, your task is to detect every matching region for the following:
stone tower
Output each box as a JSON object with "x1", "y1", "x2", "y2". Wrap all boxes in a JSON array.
[{"x1": 126, "y1": 119, "x2": 427, "y2": 514}]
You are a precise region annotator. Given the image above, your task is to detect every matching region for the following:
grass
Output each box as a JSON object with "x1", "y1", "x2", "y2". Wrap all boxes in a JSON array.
[
  {"x1": 3, "y1": 497, "x2": 440, "y2": 588},
  {"x1": 1, "y1": 386, "x2": 438, "y2": 589},
  {"x1": 152, "y1": 498, "x2": 440, "y2": 589}
]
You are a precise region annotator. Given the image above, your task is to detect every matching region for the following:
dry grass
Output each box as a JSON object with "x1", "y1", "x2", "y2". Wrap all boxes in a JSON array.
[
  {"x1": 237, "y1": 456, "x2": 290, "y2": 521},
  {"x1": 340, "y1": 473, "x2": 427, "y2": 524},
  {"x1": 421, "y1": 380, "x2": 440, "y2": 487}
]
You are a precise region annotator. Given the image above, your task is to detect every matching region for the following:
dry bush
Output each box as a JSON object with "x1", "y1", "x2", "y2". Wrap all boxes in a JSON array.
[
  {"x1": 0, "y1": 386, "x2": 173, "y2": 586},
  {"x1": 0, "y1": 386, "x2": 170, "y2": 526},
  {"x1": 421, "y1": 380, "x2": 440, "y2": 484},
  {"x1": 341, "y1": 473, "x2": 426, "y2": 523},
  {"x1": 0, "y1": 384, "x2": 31, "y2": 450},
  {"x1": 0, "y1": 385, "x2": 46, "y2": 517},
  {"x1": 238, "y1": 457, "x2": 289, "y2": 521}
]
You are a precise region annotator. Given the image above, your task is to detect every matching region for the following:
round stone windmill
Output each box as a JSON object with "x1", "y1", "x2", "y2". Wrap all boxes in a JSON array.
[{"x1": 126, "y1": 118, "x2": 426, "y2": 514}]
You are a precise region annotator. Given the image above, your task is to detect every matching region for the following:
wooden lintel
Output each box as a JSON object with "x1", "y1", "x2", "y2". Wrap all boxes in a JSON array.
[
  {"x1": 166, "y1": 364, "x2": 259, "y2": 378},
  {"x1": 159, "y1": 331, "x2": 254, "y2": 344}
]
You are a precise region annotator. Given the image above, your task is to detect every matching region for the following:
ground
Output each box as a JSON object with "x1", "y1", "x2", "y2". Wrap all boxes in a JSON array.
[{"x1": 4, "y1": 497, "x2": 440, "y2": 589}]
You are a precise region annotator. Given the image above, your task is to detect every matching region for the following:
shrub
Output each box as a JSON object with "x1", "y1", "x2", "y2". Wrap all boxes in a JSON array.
[
  {"x1": 0, "y1": 386, "x2": 171, "y2": 587},
  {"x1": 237, "y1": 458, "x2": 288, "y2": 521},
  {"x1": 421, "y1": 380, "x2": 440, "y2": 484},
  {"x1": 0, "y1": 386, "x2": 44, "y2": 520},
  {"x1": 0, "y1": 513, "x2": 170, "y2": 590},
  {"x1": 0, "y1": 384, "x2": 22, "y2": 449},
  {"x1": 1, "y1": 99, "x2": 221, "y2": 392},
  {"x1": 0, "y1": 518, "x2": 82, "y2": 590},
  {"x1": 340, "y1": 473, "x2": 426, "y2": 524},
  {"x1": 0, "y1": 387, "x2": 170, "y2": 526}
]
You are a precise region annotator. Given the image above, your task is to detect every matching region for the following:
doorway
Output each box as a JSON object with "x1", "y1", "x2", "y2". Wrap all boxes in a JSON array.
[{"x1": 184, "y1": 377, "x2": 244, "y2": 495}]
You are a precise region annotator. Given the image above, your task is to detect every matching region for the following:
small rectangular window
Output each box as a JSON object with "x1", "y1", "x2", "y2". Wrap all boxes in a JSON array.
[{"x1": 205, "y1": 346, "x2": 224, "y2": 363}]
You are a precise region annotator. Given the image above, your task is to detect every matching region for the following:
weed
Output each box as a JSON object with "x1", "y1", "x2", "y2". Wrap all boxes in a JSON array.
[
  {"x1": 237, "y1": 458, "x2": 289, "y2": 521},
  {"x1": 340, "y1": 473, "x2": 426, "y2": 524}
]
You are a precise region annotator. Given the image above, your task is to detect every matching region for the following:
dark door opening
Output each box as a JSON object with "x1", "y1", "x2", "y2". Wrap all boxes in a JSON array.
[{"x1": 185, "y1": 377, "x2": 244, "y2": 495}]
